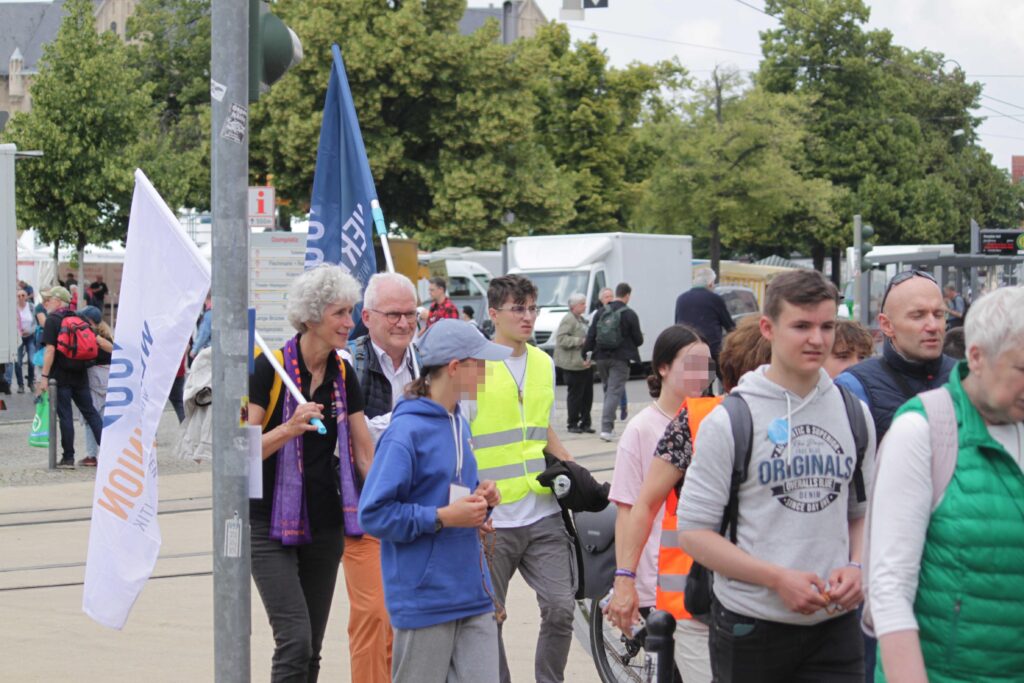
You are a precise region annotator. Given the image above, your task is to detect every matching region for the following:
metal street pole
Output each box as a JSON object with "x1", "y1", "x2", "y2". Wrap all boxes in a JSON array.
[
  {"x1": 211, "y1": 0, "x2": 251, "y2": 678},
  {"x1": 969, "y1": 218, "x2": 980, "y2": 301}
]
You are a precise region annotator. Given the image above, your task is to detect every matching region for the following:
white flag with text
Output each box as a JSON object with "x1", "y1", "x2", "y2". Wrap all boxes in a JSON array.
[{"x1": 82, "y1": 170, "x2": 211, "y2": 629}]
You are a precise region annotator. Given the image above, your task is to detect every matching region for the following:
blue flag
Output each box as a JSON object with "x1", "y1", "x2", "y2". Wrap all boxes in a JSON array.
[{"x1": 306, "y1": 44, "x2": 383, "y2": 284}]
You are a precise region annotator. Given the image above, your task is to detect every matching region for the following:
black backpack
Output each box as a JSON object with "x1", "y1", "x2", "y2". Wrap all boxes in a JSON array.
[
  {"x1": 683, "y1": 387, "x2": 869, "y2": 621},
  {"x1": 595, "y1": 304, "x2": 626, "y2": 350}
]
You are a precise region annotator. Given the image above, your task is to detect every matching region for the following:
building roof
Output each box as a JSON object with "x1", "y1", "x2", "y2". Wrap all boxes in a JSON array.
[
  {"x1": 459, "y1": 5, "x2": 505, "y2": 36},
  {"x1": 0, "y1": 0, "x2": 69, "y2": 76}
]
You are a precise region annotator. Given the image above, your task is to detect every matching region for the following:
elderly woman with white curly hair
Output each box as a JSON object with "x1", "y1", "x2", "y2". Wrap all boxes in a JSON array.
[
  {"x1": 248, "y1": 264, "x2": 375, "y2": 682},
  {"x1": 865, "y1": 285, "x2": 1024, "y2": 683}
]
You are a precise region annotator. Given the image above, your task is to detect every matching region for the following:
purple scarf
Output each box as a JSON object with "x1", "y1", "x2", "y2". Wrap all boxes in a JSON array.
[{"x1": 270, "y1": 336, "x2": 363, "y2": 545}]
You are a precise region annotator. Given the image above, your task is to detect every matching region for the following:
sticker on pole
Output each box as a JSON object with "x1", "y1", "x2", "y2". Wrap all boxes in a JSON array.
[{"x1": 219, "y1": 104, "x2": 248, "y2": 143}]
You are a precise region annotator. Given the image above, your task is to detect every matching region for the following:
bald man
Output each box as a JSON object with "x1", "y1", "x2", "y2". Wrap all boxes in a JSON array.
[{"x1": 833, "y1": 270, "x2": 956, "y2": 683}]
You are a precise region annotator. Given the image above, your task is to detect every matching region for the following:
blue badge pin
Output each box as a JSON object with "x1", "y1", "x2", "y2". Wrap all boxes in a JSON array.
[{"x1": 768, "y1": 417, "x2": 790, "y2": 445}]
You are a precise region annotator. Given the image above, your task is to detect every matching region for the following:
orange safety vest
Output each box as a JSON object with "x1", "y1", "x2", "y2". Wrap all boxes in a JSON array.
[{"x1": 654, "y1": 395, "x2": 723, "y2": 619}]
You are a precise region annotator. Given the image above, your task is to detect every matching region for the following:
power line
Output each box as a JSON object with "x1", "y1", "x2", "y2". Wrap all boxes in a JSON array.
[
  {"x1": 562, "y1": 23, "x2": 763, "y2": 57},
  {"x1": 732, "y1": 0, "x2": 775, "y2": 18},
  {"x1": 980, "y1": 93, "x2": 1024, "y2": 114},
  {"x1": 979, "y1": 132, "x2": 1024, "y2": 142}
]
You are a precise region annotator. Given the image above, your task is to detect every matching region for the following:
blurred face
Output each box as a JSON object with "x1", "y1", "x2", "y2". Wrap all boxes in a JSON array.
[
  {"x1": 660, "y1": 342, "x2": 713, "y2": 399},
  {"x1": 16, "y1": 291, "x2": 27, "y2": 306},
  {"x1": 489, "y1": 296, "x2": 538, "y2": 344},
  {"x1": 451, "y1": 358, "x2": 488, "y2": 401},
  {"x1": 308, "y1": 300, "x2": 355, "y2": 350},
  {"x1": 570, "y1": 300, "x2": 586, "y2": 316},
  {"x1": 599, "y1": 289, "x2": 613, "y2": 306},
  {"x1": 760, "y1": 300, "x2": 837, "y2": 379},
  {"x1": 966, "y1": 343, "x2": 1024, "y2": 424},
  {"x1": 879, "y1": 278, "x2": 946, "y2": 362},
  {"x1": 823, "y1": 344, "x2": 870, "y2": 379},
  {"x1": 43, "y1": 296, "x2": 61, "y2": 312},
  {"x1": 362, "y1": 283, "x2": 417, "y2": 356},
  {"x1": 428, "y1": 283, "x2": 444, "y2": 303}
]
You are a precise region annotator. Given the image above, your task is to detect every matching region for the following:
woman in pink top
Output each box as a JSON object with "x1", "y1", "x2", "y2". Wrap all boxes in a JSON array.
[{"x1": 607, "y1": 324, "x2": 712, "y2": 613}]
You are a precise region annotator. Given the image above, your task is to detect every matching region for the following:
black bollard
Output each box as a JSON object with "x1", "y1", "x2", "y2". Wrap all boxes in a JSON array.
[{"x1": 645, "y1": 609, "x2": 677, "y2": 683}]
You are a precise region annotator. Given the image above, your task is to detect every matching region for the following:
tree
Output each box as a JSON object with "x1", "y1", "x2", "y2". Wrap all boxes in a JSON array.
[
  {"x1": 127, "y1": 0, "x2": 212, "y2": 210},
  {"x1": 634, "y1": 69, "x2": 842, "y2": 274},
  {"x1": 757, "y1": 0, "x2": 1021, "y2": 256},
  {"x1": 1, "y1": 0, "x2": 154, "y2": 286},
  {"x1": 526, "y1": 24, "x2": 687, "y2": 235},
  {"x1": 249, "y1": 0, "x2": 578, "y2": 248}
]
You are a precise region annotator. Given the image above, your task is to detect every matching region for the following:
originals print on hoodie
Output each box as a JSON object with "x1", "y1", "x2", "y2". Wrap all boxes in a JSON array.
[{"x1": 677, "y1": 365, "x2": 876, "y2": 625}]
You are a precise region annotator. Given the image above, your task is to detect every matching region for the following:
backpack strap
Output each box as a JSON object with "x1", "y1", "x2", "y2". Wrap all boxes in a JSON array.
[
  {"x1": 262, "y1": 349, "x2": 285, "y2": 432},
  {"x1": 837, "y1": 385, "x2": 869, "y2": 503},
  {"x1": 918, "y1": 387, "x2": 959, "y2": 510},
  {"x1": 720, "y1": 393, "x2": 753, "y2": 544}
]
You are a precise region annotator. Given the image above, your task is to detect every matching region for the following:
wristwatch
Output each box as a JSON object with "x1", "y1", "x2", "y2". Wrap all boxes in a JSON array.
[{"x1": 434, "y1": 511, "x2": 444, "y2": 533}]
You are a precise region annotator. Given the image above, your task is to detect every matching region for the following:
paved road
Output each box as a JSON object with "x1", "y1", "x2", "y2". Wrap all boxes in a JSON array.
[{"x1": 0, "y1": 380, "x2": 650, "y2": 681}]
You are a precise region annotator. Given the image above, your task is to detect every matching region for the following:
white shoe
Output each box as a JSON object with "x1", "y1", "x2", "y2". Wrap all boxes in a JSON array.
[{"x1": 599, "y1": 431, "x2": 616, "y2": 442}]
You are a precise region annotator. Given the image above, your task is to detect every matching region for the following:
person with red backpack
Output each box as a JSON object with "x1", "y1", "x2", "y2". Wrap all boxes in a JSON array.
[{"x1": 35, "y1": 286, "x2": 108, "y2": 469}]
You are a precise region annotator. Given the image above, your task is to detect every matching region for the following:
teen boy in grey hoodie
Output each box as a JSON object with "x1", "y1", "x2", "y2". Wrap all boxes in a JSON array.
[{"x1": 678, "y1": 269, "x2": 876, "y2": 682}]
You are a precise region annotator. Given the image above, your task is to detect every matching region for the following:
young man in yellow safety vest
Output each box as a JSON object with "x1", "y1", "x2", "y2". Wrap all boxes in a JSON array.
[{"x1": 468, "y1": 274, "x2": 576, "y2": 683}]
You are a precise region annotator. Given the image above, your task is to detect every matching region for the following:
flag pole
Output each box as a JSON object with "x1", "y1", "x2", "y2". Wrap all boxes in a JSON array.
[{"x1": 370, "y1": 199, "x2": 395, "y2": 274}]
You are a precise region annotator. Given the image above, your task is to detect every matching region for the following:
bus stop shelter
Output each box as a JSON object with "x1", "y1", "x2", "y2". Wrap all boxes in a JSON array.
[{"x1": 858, "y1": 251, "x2": 1023, "y2": 326}]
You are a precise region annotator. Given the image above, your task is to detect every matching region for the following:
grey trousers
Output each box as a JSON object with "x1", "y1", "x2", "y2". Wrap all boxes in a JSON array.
[
  {"x1": 250, "y1": 517, "x2": 344, "y2": 683},
  {"x1": 392, "y1": 612, "x2": 499, "y2": 683},
  {"x1": 595, "y1": 358, "x2": 629, "y2": 433},
  {"x1": 489, "y1": 512, "x2": 577, "y2": 683}
]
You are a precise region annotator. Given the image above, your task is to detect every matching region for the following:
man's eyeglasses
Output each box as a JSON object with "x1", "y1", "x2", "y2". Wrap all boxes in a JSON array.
[
  {"x1": 370, "y1": 309, "x2": 417, "y2": 325},
  {"x1": 879, "y1": 270, "x2": 937, "y2": 312},
  {"x1": 497, "y1": 305, "x2": 540, "y2": 318}
]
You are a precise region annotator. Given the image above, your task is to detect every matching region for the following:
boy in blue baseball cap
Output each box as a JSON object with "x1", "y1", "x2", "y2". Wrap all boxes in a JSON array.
[{"x1": 358, "y1": 319, "x2": 510, "y2": 682}]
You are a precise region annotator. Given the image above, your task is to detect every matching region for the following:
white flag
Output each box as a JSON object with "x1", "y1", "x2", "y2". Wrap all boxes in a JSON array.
[{"x1": 83, "y1": 170, "x2": 211, "y2": 629}]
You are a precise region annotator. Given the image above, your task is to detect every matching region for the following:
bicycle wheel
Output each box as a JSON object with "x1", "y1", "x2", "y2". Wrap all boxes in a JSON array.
[{"x1": 587, "y1": 598, "x2": 655, "y2": 683}]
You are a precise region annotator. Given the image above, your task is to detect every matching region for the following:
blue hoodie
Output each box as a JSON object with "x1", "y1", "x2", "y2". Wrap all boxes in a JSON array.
[{"x1": 358, "y1": 396, "x2": 494, "y2": 630}]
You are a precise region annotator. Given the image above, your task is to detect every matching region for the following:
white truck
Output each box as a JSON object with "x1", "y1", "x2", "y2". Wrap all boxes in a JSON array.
[{"x1": 506, "y1": 232, "x2": 693, "y2": 366}]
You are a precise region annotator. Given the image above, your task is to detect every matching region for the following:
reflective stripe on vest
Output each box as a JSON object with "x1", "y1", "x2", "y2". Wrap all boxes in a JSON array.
[
  {"x1": 470, "y1": 345, "x2": 554, "y2": 505},
  {"x1": 655, "y1": 395, "x2": 723, "y2": 620}
]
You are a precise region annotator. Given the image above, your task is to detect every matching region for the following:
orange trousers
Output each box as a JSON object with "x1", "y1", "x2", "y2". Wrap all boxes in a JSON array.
[{"x1": 341, "y1": 534, "x2": 392, "y2": 683}]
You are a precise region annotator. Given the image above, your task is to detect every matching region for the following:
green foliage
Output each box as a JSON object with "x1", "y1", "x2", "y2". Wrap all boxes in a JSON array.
[
  {"x1": 757, "y1": 0, "x2": 1021, "y2": 250},
  {"x1": 127, "y1": 0, "x2": 212, "y2": 209},
  {"x1": 1, "y1": 0, "x2": 154, "y2": 249},
  {"x1": 249, "y1": 1, "x2": 681, "y2": 248},
  {"x1": 633, "y1": 69, "x2": 843, "y2": 263}
]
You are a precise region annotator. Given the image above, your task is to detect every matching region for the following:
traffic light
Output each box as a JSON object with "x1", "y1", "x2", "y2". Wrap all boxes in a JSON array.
[
  {"x1": 249, "y1": 0, "x2": 303, "y2": 102},
  {"x1": 854, "y1": 221, "x2": 875, "y2": 273}
]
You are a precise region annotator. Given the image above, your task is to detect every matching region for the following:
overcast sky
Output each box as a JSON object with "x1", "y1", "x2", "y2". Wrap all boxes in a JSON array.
[{"x1": 530, "y1": 0, "x2": 1024, "y2": 171}]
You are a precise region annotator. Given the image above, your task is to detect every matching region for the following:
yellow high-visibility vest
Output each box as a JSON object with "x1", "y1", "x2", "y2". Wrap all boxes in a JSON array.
[{"x1": 470, "y1": 344, "x2": 553, "y2": 505}]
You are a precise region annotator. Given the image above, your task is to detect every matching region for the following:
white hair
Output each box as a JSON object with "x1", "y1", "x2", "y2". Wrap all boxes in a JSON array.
[
  {"x1": 964, "y1": 286, "x2": 1024, "y2": 358},
  {"x1": 364, "y1": 272, "x2": 417, "y2": 311},
  {"x1": 568, "y1": 292, "x2": 586, "y2": 307},
  {"x1": 693, "y1": 269, "x2": 716, "y2": 287},
  {"x1": 286, "y1": 264, "x2": 362, "y2": 333}
]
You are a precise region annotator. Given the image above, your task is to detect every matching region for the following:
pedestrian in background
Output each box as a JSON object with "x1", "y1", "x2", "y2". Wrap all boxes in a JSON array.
[
  {"x1": 422, "y1": 277, "x2": 459, "y2": 329},
  {"x1": 190, "y1": 292, "x2": 213, "y2": 362},
  {"x1": 36, "y1": 286, "x2": 107, "y2": 469},
  {"x1": 673, "y1": 268, "x2": 735, "y2": 370},
  {"x1": 554, "y1": 292, "x2": 594, "y2": 434},
  {"x1": 824, "y1": 320, "x2": 874, "y2": 379},
  {"x1": 359, "y1": 319, "x2": 508, "y2": 683},
  {"x1": 78, "y1": 306, "x2": 112, "y2": 463},
  {"x1": 586, "y1": 282, "x2": 643, "y2": 441},
  {"x1": 11, "y1": 288, "x2": 37, "y2": 393}
]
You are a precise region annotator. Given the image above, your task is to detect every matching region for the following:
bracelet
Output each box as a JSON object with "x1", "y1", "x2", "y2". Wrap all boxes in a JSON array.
[
  {"x1": 614, "y1": 568, "x2": 637, "y2": 580},
  {"x1": 847, "y1": 561, "x2": 863, "y2": 570}
]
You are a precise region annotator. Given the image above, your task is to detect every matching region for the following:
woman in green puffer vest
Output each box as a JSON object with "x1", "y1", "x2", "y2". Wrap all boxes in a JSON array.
[{"x1": 867, "y1": 285, "x2": 1024, "y2": 683}]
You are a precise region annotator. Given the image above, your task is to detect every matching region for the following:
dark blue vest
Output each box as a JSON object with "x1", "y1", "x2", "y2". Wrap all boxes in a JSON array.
[{"x1": 845, "y1": 339, "x2": 956, "y2": 440}]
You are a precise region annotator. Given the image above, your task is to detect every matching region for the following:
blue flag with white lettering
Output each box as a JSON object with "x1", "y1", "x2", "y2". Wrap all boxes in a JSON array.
[{"x1": 306, "y1": 44, "x2": 379, "y2": 283}]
